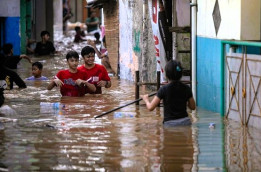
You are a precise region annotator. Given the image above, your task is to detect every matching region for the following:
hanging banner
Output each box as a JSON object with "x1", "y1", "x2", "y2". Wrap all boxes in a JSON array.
[{"x1": 148, "y1": 0, "x2": 167, "y2": 82}]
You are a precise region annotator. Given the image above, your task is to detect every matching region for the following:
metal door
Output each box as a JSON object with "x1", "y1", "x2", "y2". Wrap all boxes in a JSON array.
[
  {"x1": 225, "y1": 52, "x2": 244, "y2": 124},
  {"x1": 226, "y1": 52, "x2": 261, "y2": 128},
  {"x1": 245, "y1": 54, "x2": 261, "y2": 127}
]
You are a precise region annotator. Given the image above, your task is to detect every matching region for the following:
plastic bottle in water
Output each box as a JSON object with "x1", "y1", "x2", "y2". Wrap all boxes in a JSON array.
[
  {"x1": 53, "y1": 102, "x2": 65, "y2": 110},
  {"x1": 114, "y1": 112, "x2": 135, "y2": 118}
]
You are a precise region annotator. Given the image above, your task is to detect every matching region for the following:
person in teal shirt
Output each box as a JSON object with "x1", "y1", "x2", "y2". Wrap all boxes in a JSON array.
[{"x1": 86, "y1": 11, "x2": 100, "y2": 34}]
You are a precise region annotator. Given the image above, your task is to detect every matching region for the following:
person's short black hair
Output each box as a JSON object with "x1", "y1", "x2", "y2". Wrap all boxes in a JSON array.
[
  {"x1": 3, "y1": 43, "x2": 13, "y2": 55},
  {"x1": 165, "y1": 60, "x2": 183, "y2": 81},
  {"x1": 66, "y1": 50, "x2": 79, "y2": 61},
  {"x1": 41, "y1": 31, "x2": 50, "y2": 37},
  {"x1": 94, "y1": 32, "x2": 100, "y2": 40},
  {"x1": 32, "y1": 61, "x2": 43, "y2": 70},
  {"x1": 75, "y1": 26, "x2": 81, "y2": 32},
  {"x1": 81, "y1": 46, "x2": 95, "y2": 57}
]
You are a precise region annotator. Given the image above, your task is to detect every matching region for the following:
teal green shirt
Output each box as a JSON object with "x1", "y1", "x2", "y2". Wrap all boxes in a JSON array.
[{"x1": 86, "y1": 17, "x2": 99, "y2": 32}]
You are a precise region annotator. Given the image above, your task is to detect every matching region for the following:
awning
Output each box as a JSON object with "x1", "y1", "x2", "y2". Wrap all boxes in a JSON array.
[{"x1": 86, "y1": 0, "x2": 110, "y2": 8}]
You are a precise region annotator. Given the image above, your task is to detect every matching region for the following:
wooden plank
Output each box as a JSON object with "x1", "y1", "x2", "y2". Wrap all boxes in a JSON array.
[
  {"x1": 178, "y1": 50, "x2": 191, "y2": 53},
  {"x1": 169, "y1": 27, "x2": 191, "y2": 33}
]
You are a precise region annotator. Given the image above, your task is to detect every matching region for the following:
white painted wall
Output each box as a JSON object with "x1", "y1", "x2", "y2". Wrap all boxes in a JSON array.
[
  {"x1": 197, "y1": 0, "x2": 260, "y2": 40},
  {"x1": 0, "y1": 0, "x2": 20, "y2": 17},
  {"x1": 197, "y1": 0, "x2": 240, "y2": 39}
]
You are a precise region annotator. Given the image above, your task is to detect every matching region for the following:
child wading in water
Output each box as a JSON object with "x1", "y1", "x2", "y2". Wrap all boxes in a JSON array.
[
  {"x1": 141, "y1": 60, "x2": 196, "y2": 126},
  {"x1": 26, "y1": 62, "x2": 48, "y2": 80}
]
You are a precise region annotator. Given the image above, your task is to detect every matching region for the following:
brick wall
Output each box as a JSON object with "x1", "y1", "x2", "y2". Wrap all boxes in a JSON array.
[
  {"x1": 82, "y1": 0, "x2": 87, "y2": 23},
  {"x1": 103, "y1": 2, "x2": 119, "y2": 75}
]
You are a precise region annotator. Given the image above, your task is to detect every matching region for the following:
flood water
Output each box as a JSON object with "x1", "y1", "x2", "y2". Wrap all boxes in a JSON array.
[{"x1": 1, "y1": 33, "x2": 261, "y2": 171}]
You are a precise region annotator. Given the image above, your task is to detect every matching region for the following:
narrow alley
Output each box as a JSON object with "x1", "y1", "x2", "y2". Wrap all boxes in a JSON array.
[{"x1": 1, "y1": 0, "x2": 261, "y2": 171}]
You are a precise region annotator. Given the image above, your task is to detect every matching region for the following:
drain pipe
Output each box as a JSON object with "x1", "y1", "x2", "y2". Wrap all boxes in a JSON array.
[{"x1": 190, "y1": 0, "x2": 197, "y2": 103}]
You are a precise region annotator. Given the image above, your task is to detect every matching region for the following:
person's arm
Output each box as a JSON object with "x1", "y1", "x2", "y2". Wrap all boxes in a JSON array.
[
  {"x1": 75, "y1": 79, "x2": 96, "y2": 93},
  {"x1": 100, "y1": 51, "x2": 108, "y2": 58},
  {"x1": 63, "y1": 13, "x2": 71, "y2": 22},
  {"x1": 97, "y1": 80, "x2": 111, "y2": 88},
  {"x1": 105, "y1": 80, "x2": 111, "y2": 88},
  {"x1": 20, "y1": 54, "x2": 32, "y2": 63},
  {"x1": 141, "y1": 95, "x2": 161, "y2": 111},
  {"x1": 26, "y1": 39, "x2": 36, "y2": 54},
  {"x1": 47, "y1": 80, "x2": 56, "y2": 90},
  {"x1": 188, "y1": 97, "x2": 196, "y2": 110},
  {"x1": 77, "y1": 79, "x2": 97, "y2": 93},
  {"x1": 85, "y1": 82, "x2": 96, "y2": 93},
  {"x1": 47, "y1": 77, "x2": 63, "y2": 90}
]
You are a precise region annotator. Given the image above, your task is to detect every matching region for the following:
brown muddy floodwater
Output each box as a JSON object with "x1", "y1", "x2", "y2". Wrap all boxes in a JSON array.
[{"x1": 1, "y1": 34, "x2": 261, "y2": 171}]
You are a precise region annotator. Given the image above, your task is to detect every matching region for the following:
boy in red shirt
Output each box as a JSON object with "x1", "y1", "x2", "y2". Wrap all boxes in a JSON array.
[
  {"x1": 47, "y1": 51, "x2": 96, "y2": 96},
  {"x1": 78, "y1": 46, "x2": 111, "y2": 94}
]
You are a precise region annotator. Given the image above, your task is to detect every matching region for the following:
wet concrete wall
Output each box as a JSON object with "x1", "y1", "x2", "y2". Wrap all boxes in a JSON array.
[
  {"x1": 34, "y1": 0, "x2": 54, "y2": 42},
  {"x1": 119, "y1": 0, "x2": 138, "y2": 81},
  {"x1": 119, "y1": 0, "x2": 156, "y2": 82},
  {"x1": 140, "y1": 1, "x2": 157, "y2": 83}
]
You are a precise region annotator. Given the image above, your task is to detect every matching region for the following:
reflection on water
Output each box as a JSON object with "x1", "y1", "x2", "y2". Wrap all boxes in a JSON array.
[
  {"x1": 1, "y1": 36, "x2": 261, "y2": 171},
  {"x1": 225, "y1": 120, "x2": 261, "y2": 172}
]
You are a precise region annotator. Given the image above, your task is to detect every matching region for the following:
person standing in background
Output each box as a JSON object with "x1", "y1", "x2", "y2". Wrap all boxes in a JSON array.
[
  {"x1": 85, "y1": 11, "x2": 100, "y2": 35},
  {"x1": 63, "y1": 0, "x2": 72, "y2": 34}
]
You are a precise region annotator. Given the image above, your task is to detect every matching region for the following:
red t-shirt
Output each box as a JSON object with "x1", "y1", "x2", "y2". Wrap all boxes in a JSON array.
[
  {"x1": 78, "y1": 64, "x2": 110, "y2": 94},
  {"x1": 56, "y1": 70, "x2": 87, "y2": 97}
]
